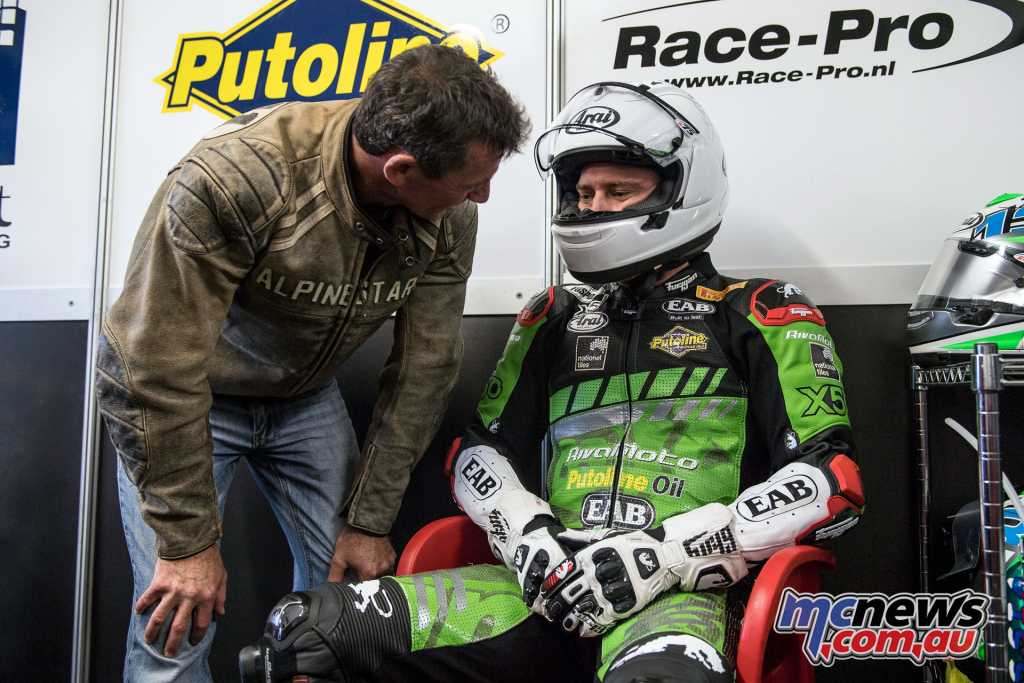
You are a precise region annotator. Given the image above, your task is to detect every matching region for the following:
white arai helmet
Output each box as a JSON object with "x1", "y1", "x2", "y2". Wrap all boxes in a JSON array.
[{"x1": 534, "y1": 81, "x2": 728, "y2": 284}]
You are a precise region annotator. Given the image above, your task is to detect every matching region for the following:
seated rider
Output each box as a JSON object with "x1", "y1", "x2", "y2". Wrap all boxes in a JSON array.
[{"x1": 243, "y1": 82, "x2": 865, "y2": 683}]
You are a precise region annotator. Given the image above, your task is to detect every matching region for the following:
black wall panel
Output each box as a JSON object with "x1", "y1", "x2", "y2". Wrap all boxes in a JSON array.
[
  {"x1": 5, "y1": 305, "x2": 1020, "y2": 681},
  {"x1": 0, "y1": 321, "x2": 88, "y2": 681}
]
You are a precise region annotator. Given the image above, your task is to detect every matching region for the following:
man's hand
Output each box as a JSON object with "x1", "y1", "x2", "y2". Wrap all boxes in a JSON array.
[
  {"x1": 328, "y1": 525, "x2": 396, "y2": 582},
  {"x1": 541, "y1": 503, "x2": 748, "y2": 637},
  {"x1": 135, "y1": 544, "x2": 227, "y2": 657}
]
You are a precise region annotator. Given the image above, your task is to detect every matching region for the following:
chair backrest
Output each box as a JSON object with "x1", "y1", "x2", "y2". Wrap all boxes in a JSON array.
[
  {"x1": 736, "y1": 545, "x2": 836, "y2": 683},
  {"x1": 396, "y1": 515, "x2": 497, "y2": 575}
]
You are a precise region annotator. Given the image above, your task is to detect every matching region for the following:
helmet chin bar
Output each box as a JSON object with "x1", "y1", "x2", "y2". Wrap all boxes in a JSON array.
[{"x1": 566, "y1": 224, "x2": 720, "y2": 285}]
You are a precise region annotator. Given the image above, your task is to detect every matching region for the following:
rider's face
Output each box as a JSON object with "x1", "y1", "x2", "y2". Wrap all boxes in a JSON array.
[{"x1": 576, "y1": 163, "x2": 660, "y2": 213}]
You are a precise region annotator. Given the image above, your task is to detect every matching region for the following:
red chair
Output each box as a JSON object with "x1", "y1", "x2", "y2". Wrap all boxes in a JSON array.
[{"x1": 397, "y1": 515, "x2": 835, "y2": 683}]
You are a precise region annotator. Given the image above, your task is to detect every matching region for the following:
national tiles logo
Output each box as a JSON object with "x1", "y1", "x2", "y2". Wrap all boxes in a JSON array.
[{"x1": 156, "y1": 0, "x2": 504, "y2": 120}]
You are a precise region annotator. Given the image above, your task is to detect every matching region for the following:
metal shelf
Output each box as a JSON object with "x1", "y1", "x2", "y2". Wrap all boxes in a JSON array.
[
  {"x1": 914, "y1": 357, "x2": 1024, "y2": 388},
  {"x1": 912, "y1": 344, "x2": 1019, "y2": 683}
]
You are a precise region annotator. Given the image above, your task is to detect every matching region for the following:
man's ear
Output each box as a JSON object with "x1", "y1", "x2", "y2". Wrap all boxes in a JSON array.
[{"x1": 382, "y1": 152, "x2": 419, "y2": 188}]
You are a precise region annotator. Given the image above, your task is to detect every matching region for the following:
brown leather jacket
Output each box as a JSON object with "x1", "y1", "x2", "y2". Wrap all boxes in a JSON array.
[{"x1": 96, "y1": 100, "x2": 477, "y2": 559}]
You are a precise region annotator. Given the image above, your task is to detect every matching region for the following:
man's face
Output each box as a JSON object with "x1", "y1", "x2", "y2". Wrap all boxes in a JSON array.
[
  {"x1": 576, "y1": 163, "x2": 660, "y2": 213},
  {"x1": 397, "y1": 142, "x2": 502, "y2": 221}
]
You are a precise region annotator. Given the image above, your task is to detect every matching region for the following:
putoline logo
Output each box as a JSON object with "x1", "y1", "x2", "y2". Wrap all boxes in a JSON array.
[
  {"x1": 567, "y1": 106, "x2": 621, "y2": 133},
  {"x1": 157, "y1": 0, "x2": 503, "y2": 119}
]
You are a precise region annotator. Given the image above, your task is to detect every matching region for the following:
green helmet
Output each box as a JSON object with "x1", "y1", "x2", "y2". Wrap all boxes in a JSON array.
[{"x1": 907, "y1": 193, "x2": 1024, "y2": 364}]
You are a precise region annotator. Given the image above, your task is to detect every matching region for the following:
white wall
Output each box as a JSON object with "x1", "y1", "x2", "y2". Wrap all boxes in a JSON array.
[{"x1": 1, "y1": 0, "x2": 1022, "y2": 320}]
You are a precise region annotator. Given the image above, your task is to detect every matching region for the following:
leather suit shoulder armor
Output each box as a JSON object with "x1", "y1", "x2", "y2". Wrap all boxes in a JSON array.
[{"x1": 166, "y1": 137, "x2": 292, "y2": 254}]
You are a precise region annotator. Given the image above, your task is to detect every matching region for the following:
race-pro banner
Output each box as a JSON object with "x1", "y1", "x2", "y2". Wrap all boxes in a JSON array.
[{"x1": 562, "y1": 0, "x2": 1024, "y2": 303}]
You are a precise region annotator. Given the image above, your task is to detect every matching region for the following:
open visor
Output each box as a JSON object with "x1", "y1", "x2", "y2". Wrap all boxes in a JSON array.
[
  {"x1": 912, "y1": 238, "x2": 1024, "y2": 314},
  {"x1": 534, "y1": 82, "x2": 698, "y2": 175}
]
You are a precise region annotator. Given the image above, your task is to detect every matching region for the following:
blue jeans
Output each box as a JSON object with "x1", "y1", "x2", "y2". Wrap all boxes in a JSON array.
[{"x1": 117, "y1": 380, "x2": 357, "y2": 683}]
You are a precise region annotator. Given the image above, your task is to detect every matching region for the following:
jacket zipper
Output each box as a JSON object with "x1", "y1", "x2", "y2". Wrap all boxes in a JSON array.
[
  {"x1": 294, "y1": 241, "x2": 389, "y2": 392},
  {"x1": 606, "y1": 289, "x2": 640, "y2": 530}
]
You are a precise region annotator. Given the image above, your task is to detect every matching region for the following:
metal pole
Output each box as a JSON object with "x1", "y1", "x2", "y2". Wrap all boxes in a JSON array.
[
  {"x1": 973, "y1": 343, "x2": 1008, "y2": 683},
  {"x1": 72, "y1": 0, "x2": 123, "y2": 680},
  {"x1": 544, "y1": 0, "x2": 565, "y2": 288},
  {"x1": 913, "y1": 365, "x2": 931, "y2": 594},
  {"x1": 912, "y1": 365, "x2": 943, "y2": 683}
]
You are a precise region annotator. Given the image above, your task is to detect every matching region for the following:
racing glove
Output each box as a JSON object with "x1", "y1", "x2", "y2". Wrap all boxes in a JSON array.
[
  {"x1": 541, "y1": 454, "x2": 864, "y2": 637},
  {"x1": 449, "y1": 442, "x2": 606, "y2": 613},
  {"x1": 540, "y1": 502, "x2": 747, "y2": 637}
]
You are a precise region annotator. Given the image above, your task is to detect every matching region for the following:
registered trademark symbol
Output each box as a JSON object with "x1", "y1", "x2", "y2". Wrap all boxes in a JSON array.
[{"x1": 491, "y1": 14, "x2": 509, "y2": 34}]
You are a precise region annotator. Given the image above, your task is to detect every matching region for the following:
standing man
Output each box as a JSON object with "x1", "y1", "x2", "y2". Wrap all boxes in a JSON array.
[{"x1": 96, "y1": 44, "x2": 529, "y2": 682}]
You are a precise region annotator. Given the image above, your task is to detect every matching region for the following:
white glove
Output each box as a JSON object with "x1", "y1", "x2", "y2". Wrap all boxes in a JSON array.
[
  {"x1": 540, "y1": 503, "x2": 748, "y2": 637},
  {"x1": 488, "y1": 489, "x2": 609, "y2": 613}
]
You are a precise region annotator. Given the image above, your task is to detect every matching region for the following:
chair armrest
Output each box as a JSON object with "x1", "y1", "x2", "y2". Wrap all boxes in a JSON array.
[
  {"x1": 736, "y1": 546, "x2": 837, "y2": 683},
  {"x1": 396, "y1": 515, "x2": 499, "y2": 576}
]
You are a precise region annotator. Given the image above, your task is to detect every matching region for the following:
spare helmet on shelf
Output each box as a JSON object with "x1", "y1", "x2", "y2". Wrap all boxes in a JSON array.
[{"x1": 907, "y1": 193, "x2": 1024, "y2": 366}]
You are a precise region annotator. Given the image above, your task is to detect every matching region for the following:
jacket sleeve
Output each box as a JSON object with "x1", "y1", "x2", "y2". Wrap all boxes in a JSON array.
[
  {"x1": 443, "y1": 286, "x2": 561, "y2": 546},
  {"x1": 725, "y1": 280, "x2": 864, "y2": 561},
  {"x1": 457, "y1": 286, "x2": 562, "y2": 495},
  {"x1": 95, "y1": 138, "x2": 290, "y2": 559},
  {"x1": 343, "y1": 202, "x2": 478, "y2": 534}
]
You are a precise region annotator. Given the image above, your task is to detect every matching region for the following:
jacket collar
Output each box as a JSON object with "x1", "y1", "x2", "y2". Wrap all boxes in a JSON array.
[{"x1": 321, "y1": 103, "x2": 443, "y2": 262}]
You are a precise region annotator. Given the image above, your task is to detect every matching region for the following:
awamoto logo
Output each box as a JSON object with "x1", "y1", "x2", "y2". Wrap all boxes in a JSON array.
[
  {"x1": 157, "y1": 0, "x2": 504, "y2": 119},
  {"x1": 608, "y1": 1, "x2": 1024, "y2": 88},
  {"x1": 650, "y1": 325, "x2": 709, "y2": 358},
  {"x1": 566, "y1": 106, "x2": 621, "y2": 133}
]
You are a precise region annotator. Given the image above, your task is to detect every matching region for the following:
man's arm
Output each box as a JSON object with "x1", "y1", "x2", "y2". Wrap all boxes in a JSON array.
[
  {"x1": 335, "y1": 202, "x2": 477, "y2": 579},
  {"x1": 97, "y1": 138, "x2": 290, "y2": 653}
]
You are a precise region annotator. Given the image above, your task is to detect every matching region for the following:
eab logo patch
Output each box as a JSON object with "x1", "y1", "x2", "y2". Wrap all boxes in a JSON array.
[
  {"x1": 460, "y1": 456, "x2": 501, "y2": 500},
  {"x1": 649, "y1": 325, "x2": 709, "y2": 358},
  {"x1": 157, "y1": 0, "x2": 503, "y2": 119},
  {"x1": 663, "y1": 299, "x2": 715, "y2": 315}
]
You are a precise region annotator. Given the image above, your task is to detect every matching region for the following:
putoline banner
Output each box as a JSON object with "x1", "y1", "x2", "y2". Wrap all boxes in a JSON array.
[
  {"x1": 107, "y1": 0, "x2": 547, "y2": 316},
  {"x1": 156, "y1": 0, "x2": 503, "y2": 119},
  {"x1": 563, "y1": 0, "x2": 1024, "y2": 304}
]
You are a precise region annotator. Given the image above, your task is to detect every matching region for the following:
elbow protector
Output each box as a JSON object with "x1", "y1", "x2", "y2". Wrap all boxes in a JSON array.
[{"x1": 449, "y1": 443, "x2": 550, "y2": 564}]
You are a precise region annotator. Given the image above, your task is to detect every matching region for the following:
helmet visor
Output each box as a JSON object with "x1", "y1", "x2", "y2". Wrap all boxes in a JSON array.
[
  {"x1": 534, "y1": 82, "x2": 698, "y2": 175},
  {"x1": 913, "y1": 238, "x2": 1024, "y2": 314}
]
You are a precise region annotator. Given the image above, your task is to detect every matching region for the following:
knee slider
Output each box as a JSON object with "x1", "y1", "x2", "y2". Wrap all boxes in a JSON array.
[
  {"x1": 249, "y1": 586, "x2": 348, "y2": 681},
  {"x1": 603, "y1": 634, "x2": 733, "y2": 683},
  {"x1": 289, "y1": 579, "x2": 414, "y2": 676}
]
